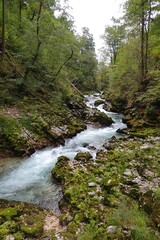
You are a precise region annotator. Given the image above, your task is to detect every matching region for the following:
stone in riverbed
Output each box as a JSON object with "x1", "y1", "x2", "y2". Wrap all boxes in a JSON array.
[
  {"x1": 94, "y1": 99, "x2": 105, "y2": 106},
  {"x1": 74, "y1": 152, "x2": 92, "y2": 161},
  {"x1": 85, "y1": 108, "x2": 114, "y2": 126}
]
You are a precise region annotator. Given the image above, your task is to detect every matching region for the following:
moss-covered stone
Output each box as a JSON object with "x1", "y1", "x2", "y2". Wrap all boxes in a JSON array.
[
  {"x1": 67, "y1": 120, "x2": 87, "y2": 137},
  {"x1": 89, "y1": 109, "x2": 114, "y2": 126},
  {"x1": 94, "y1": 99, "x2": 105, "y2": 106},
  {"x1": 20, "y1": 220, "x2": 43, "y2": 237},
  {"x1": 13, "y1": 231, "x2": 25, "y2": 240},
  {"x1": 52, "y1": 133, "x2": 160, "y2": 239},
  {"x1": 0, "y1": 208, "x2": 18, "y2": 220},
  {"x1": 0, "y1": 199, "x2": 59, "y2": 239},
  {"x1": 52, "y1": 155, "x2": 72, "y2": 182},
  {"x1": 74, "y1": 152, "x2": 92, "y2": 161}
]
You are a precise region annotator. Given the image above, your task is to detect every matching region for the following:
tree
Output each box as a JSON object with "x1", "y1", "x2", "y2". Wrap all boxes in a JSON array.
[
  {"x1": 74, "y1": 27, "x2": 98, "y2": 90},
  {"x1": 1, "y1": 0, "x2": 5, "y2": 59},
  {"x1": 101, "y1": 18, "x2": 125, "y2": 64},
  {"x1": 124, "y1": 0, "x2": 160, "y2": 82}
]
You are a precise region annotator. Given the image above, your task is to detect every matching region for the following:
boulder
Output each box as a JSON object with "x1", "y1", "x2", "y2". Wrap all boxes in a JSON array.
[
  {"x1": 74, "y1": 152, "x2": 92, "y2": 162},
  {"x1": 94, "y1": 99, "x2": 105, "y2": 107},
  {"x1": 85, "y1": 108, "x2": 114, "y2": 126}
]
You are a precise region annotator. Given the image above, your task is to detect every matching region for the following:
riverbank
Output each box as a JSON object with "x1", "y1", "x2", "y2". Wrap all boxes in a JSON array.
[
  {"x1": 0, "y1": 128, "x2": 159, "y2": 239},
  {"x1": 0, "y1": 93, "x2": 160, "y2": 239},
  {"x1": 0, "y1": 91, "x2": 86, "y2": 157},
  {"x1": 52, "y1": 130, "x2": 160, "y2": 239}
]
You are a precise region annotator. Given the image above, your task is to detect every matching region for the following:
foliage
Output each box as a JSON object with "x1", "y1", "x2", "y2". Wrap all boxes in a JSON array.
[
  {"x1": 98, "y1": 0, "x2": 160, "y2": 120},
  {"x1": 0, "y1": 0, "x2": 98, "y2": 100}
]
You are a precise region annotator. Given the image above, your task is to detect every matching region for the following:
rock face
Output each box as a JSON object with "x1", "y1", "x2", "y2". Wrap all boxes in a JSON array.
[{"x1": 0, "y1": 95, "x2": 87, "y2": 157}]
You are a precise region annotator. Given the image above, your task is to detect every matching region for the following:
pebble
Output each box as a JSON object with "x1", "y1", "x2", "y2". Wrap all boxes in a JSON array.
[
  {"x1": 106, "y1": 225, "x2": 117, "y2": 234},
  {"x1": 88, "y1": 182, "x2": 96, "y2": 187}
]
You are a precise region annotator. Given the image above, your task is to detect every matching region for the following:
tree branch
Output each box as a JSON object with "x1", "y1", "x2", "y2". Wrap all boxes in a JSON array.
[{"x1": 52, "y1": 49, "x2": 74, "y2": 82}]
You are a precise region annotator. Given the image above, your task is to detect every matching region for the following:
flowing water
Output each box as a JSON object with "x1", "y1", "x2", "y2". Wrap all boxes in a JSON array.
[{"x1": 0, "y1": 93, "x2": 126, "y2": 212}]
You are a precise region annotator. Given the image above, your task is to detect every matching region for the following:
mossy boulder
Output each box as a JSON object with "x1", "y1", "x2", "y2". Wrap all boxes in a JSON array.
[
  {"x1": 0, "y1": 208, "x2": 18, "y2": 220},
  {"x1": 0, "y1": 199, "x2": 58, "y2": 239},
  {"x1": 94, "y1": 99, "x2": 105, "y2": 106},
  {"x1": 0, "y1": 220, "x2": 18, "y2": 237},
  {"x1": 20, "y1": 219, "x2": 43, "y2": 237},
  {"x1": 86, "y1": 108, "x2": 114, "y2": 126},
  {"x1": 52, "y1": 156, "x2": 72, "y2": 182},
  {"x1": 67, "y1": 120, "x2": 87, "y2": 137},
  {"x1": 74, "y1": 152, "x2": 92, "y2": 162}
]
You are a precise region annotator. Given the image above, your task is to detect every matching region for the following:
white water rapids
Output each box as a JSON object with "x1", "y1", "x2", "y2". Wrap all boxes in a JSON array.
[{"x1": 0, "y1": 94, "x2": 126, "y2": 211}]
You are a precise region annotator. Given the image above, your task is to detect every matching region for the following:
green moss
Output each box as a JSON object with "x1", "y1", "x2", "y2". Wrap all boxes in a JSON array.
[
  {"x1": 13, "y1": 231, "x2": 25, "y2": 240},
  {"x1": 67, "y1": 119, "x2": 86, "y2": 137},
  {"x1": 20, "y1": 213, "x2": 44, "y2": 237},
  {"x1": 52, "y1": 134, "x2": 160, "y2": 238},
  {"x1": 20, "y1": 221, "x2": 43, "y2": 237},
  {"x1": 0, "y1": 114, "x2": 27, "y2": 152},
  {"x1": 94, "y1": 99, "x2": 105, "y2": 106},
  {"x1": 74, "y1": 152, "x2": 92, "y2": 161},
  {"x1": 0, "y1": 208, "x2": 18, "y2": 220},
  {"x1": 52, "y1": 156, "x2": 72, "y2": 182},
  {"x1": 0, "y1": 224, "x2": 10, "y2": 237},
  {"x1": 107, "y1": 200, "x2": 157, "y2": 239}
]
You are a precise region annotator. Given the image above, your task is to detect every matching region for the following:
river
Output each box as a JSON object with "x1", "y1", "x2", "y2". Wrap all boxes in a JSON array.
[{"x1": 0, "y1": 93, "x2": 126, "y2": 212}]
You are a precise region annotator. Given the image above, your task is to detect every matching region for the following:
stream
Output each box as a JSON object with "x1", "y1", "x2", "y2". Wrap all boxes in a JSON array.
[{"x1": 0, "y1": 93, "x2": 126, "y2": 212}]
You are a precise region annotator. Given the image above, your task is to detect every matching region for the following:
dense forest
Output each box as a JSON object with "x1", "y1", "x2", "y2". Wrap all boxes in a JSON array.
[{"x1": 0, "y1": 0, "x2": 160, "y2": 239}]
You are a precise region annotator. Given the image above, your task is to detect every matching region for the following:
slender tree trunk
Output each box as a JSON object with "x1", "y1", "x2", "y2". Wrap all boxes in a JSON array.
[
  {"x1": 21, "y1": 1, "x2": 43, "y2": 92},
  {"x1": 141, "y1": 0, "x2": 145, "y2": 82},
  {"x1": 52, "y1": 50, "x2": 74, "y2": 82},
  {"x1": 145, "y1": 0, "x2": 151, "y2": 75},
  {"x1": 1, "y1": 0, "x2": 5, "y2": 59},
  {"x1": 33, "y1": 0, "x2": 43, "y2": 62},
  {"x1": 19, "y1": 0, "x2": 22, "y2": 22}
]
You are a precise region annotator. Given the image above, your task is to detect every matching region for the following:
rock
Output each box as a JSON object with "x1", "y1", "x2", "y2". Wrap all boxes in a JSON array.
[
  {"x1": 140, "y1": 190, "x2": 153, "y2": 214},
  {"x1": 92, "y1": 109, "x2": 114, "y2": 126},
  {"x1": 74, "y1": 152, "x2": 92, "y2": 161},
  {"x1": 103, "y1": 102, "x2": 112, "y2": 111},
  {"x1": 106, "y1": 225, "x2": 117, "y2": 234},
  {"x1": 94, "y1": 99, "x2": 105, "y2": 107},
  {"x1": 124, "y1": 169, "x2": 132, "y2": 176},
  {"x1": 0, "y1": 208, "x2": 18, "y2": 220},
  {"x1": 6, "y1": 235, "x2": 15, "y2": 240},
  {"x1": 88, "y1": 191, "x2": 96, "y2": 196},
  {"x1": 52, "y1": 155, "x2": 72, "y2": 182},
  {"x1": 50, "y1": 126, "x2": 67, "y2": 139},
  {"x1": 88, "y1": 182, "x2": 97, "y2": 187},
  {"x1": 67, "y1": 120, "x2": 87, "y2": 137},
  {"x1": 152, "y1": 200, "x2": 160, "y2": 228},
  {"x1": 85, "y1": 108, "x2": 114, "y2": 126}
]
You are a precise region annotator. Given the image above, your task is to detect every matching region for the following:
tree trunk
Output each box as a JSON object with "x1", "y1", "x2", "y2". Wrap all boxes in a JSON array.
[
  {"x1": 1, "y1": 0, "x2": 5, "y2": 59},
  {"x1": 145, "y1": 0, "x2": 151, "y2": 75},
  {"x1": 33, "y1": 0, "x2": 43, "y2": 62},
  {"x1": 19, "y1": 0, "x2": 22, "y2": 22},
  {"x1": 141, "y1": 0, "x2": 145, "y2": 82}
]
